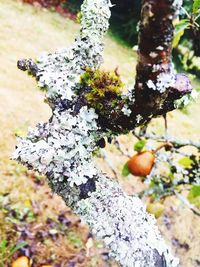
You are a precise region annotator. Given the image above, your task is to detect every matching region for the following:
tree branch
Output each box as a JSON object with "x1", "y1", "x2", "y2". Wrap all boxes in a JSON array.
[
  {"x1": 13, "y1": 0, "x2": 192, "y2": 266},
  {"x1": 17, "y1": 1, "x2": 192, "y2": 134},
  {"x1": 133, "y1": 130, "x2": 200, "y2": 149},
  {"x1": 174, "y1": 191, "x2": 200, "y2": 217}
]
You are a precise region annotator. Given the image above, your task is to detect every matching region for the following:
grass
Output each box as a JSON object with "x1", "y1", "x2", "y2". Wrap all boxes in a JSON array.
[
  {"x1": 0, "y1": 239, "x2": 28, "y2": 267},
  {"x1": 0, "y1": 1, "x2": 200, "y2": 266}
]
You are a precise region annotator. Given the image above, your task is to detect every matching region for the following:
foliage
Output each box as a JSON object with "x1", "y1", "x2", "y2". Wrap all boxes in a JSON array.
[
  {"x1": 121, "y1": 128, "x2": 200, "y2": 217},
  {"x1": 121, "y1": 163, "x2": 130, "y2": 177},
  {"x1": 173, "y1": 1, "x2": 200, "y2": 48},
  {"x1": 193, "y1": 0, "x2": 200, "y2": 13},
  {"x1": 173, "y1": 19, "x2": 190, "y2": 48},
  {"x1": 0, "y1": 240, "x2": 28, "y2": 267},
  {"x1": 134, "y1": 139, "x2": 146, "y2": 152},
  {"x1": 188, "y1": 185, "x2": 200, "y2": 208},
  {"x1": 173, "y1": 0, "x2": 200, "y2": 74}
]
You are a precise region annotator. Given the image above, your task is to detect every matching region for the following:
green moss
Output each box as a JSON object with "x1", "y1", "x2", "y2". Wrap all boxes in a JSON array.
[
  {"x1": 79, "y1": 68, "x2": 124, "y2": 115},
  {"x1": 76, "y1": 11, "x2": 82, "y2": 24}
]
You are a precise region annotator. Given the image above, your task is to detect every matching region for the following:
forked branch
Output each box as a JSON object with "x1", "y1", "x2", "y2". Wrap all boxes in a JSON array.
[{"x1": 14, "y1": 0, "x2": 192, "y2": 266}]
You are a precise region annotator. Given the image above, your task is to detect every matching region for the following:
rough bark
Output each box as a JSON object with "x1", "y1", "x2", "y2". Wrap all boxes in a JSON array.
[
  {"x1": 14, "y1": 0, "x2": 192, "y2": 266},
  {"x1": 192, "y1": 26, "x2": 200, "y2": 57},
  {"x1": 134, "y1": 0, "x2": 191, "y2": 116}
]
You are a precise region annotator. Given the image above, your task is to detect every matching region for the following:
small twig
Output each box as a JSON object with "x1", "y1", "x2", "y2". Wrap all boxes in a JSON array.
[
  {"x1": 181, "y1": 6, "x2": 191, "y2": 19},
  {"x1": 194, "y1": 13, "x2": 200, "y2": 22},
  {"x1": 174, "y1": 191, "x2": 200, "y2": 217},
  {"x1": 153, "y1": 142, "x2": 173, "y2": 154},
  {"x1": 17, "y1": 58, "x2": 39, "y2": 77},
  {"x1": 139, "y1": 124, "x2": 148, "y2": 137},
  {"x1": 114, "y1": 66, "x2": 120, "y2": 77},
  {"x1": 134, "y1": 131, "x2": 200, "y2": 149},
  {"x1": 132, "y1": 131, "x2": 141, "y2": 140},
  {"x1": 113, "y1": 138, "x2": 130, "y2": 158},
  {"x1": 100, "y1": 150, "x2": 119, "y2": 179},
  {"x1": 163, "y1": 114, "x2": 169, "y2": 141}
]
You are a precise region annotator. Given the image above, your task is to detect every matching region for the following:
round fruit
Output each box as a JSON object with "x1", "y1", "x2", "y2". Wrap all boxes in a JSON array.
[
  {"x1": 12, "y1": 256, "x2": 29, "y2": 267},
  {"x1": 128, "y1": 151, "x2": 155, "y2": 177}
]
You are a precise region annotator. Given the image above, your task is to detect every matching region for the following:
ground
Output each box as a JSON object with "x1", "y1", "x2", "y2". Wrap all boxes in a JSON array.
[{"x1": 0, "y1": 0, "x2": 200, "y2": 266}]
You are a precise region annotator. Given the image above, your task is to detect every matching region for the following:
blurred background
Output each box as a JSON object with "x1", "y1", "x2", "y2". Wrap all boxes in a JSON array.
[{"x1": 0, "y1": 0, "x2": 200, "y2": 266}]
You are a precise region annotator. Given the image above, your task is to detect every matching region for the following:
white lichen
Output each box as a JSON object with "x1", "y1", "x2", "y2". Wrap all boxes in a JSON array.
[
  {"x1": 77, "y1": 176, "x2": 179, "y2": 267},
  {"x1": 156, "y1": 72, "x2": 176, "y2": 93},
  {"x1": 172, "y1": 0, "x2": 183, "y2": 9},
  {"x1": 122, "y1": 104, "x2": 132, "y2": 116},
  {"x1": 149, "y1": 52, "x2": 158, "y2": 58},
  {"x1": 152, "y1": 64, "x2": 163, "y2": 73},
  {"x1": 174, "y1": 89, "x2": 199, "y2": 108},
  {"x1": 136, "y1": 114, "x2": 143, "y2": 124},
  {"x1": 13, "y1": 106, "x2": 99, "y2": 187},
  {"x1": 147, "y1": 67, "x2": 176, "y2": 93},
  {"x1": 147, "y1": 80, "x2": 156, "y2": 90},
  {"x1": 36, "y1": 0, "x2": 112, "y2": 101},
  {"x1": 156, "y1": 46, "x2": 164, "y2": 51}
]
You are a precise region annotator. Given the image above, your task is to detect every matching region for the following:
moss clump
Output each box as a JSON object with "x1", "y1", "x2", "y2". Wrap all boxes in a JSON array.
[
  {"x1": 76, "y1": 11, "x2": 82, "y2": 24},
  {"x1": 79, "y1": 68, "x2": 124, "y2": 114}
]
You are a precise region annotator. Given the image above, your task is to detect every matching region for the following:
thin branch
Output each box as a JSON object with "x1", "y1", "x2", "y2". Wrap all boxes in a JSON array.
[
  {"x1": 163, "y1": 114, "x2": 169, "y2": 141},
  {"x1": 174, "y1": 191, "x2": 200, "y2": 217},
  {"x1": 113, "y1": 139, "x2": 131, "y2": 158},
  {"x1": 99, "y1": 149, "x2": 119, "y2": 179},
  {"x1": 133, "y1": 130, "x2": 200, "y2": 149}
]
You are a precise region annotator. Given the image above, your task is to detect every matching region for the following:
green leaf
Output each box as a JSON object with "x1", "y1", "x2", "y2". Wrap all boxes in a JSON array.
[
  {"x1": 188, "y1": 185, "x2": 200, "y2": 209},
  {"x1": 121, "y1": 162, "x2": 130, "y2": 177},
  {"x1": 188, "y1": 185, "x2": 200, "y2": 199},
  {"x1": 134, "y1": 139, "x2": 146, "y2": 152},
  {"x1": 178, "y1": 157, "x2": 193, "y2": 168},
  {"x1": 10, "y1": 241, "x2": 28, "y2": 254},
  {"x1": 173, "y1": 19, "x2": 189, "y2": 48},
  {"x1": 0, "y1": 240, "x2": 8, "y2": 253},
  {"x1": 193, "y1": 0, "x2": 200, "y2": 13}
]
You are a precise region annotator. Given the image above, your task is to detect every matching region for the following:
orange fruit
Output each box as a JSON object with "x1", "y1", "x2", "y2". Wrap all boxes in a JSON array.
[
  {"x1": 128, "y1": 151, "x2": 155, "y2": 177},
  {"x1": 11, "y1": 256, "x2": 29, "y2": 267}
]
